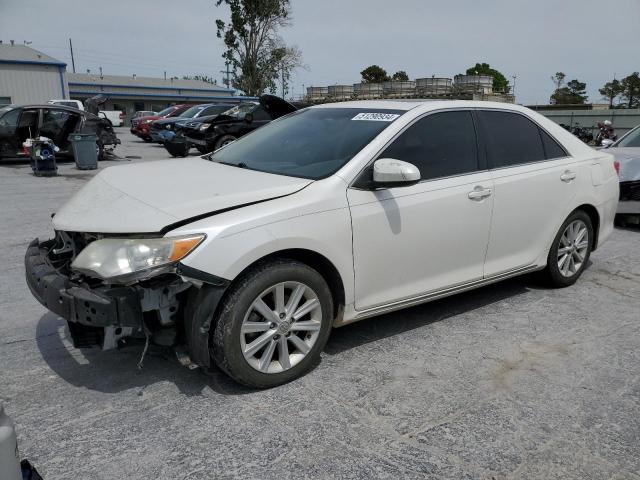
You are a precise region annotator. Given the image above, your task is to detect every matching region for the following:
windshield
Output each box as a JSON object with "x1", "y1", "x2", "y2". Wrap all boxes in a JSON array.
[
  {"x1": 157, "y1": 106, "x2": 176, "y2": 116},
  {"x1": 180, "y1": 105, "x2": 207, "y2": 118},
  {"x1": 209, "y1": 108, "x2": 404, "y2": 179},
  {"x1": 220, "y1": 103, "x2": 258, "y2": 119},
  {"x1": 615, "y1": 126, "x2": 640, "y2": 148}
]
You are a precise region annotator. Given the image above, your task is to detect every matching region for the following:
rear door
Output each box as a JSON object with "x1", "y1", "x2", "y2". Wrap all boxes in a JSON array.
[
  {"x1": 477, "y1": 110, "x2": 578, "y2": 276},
  {"x1": 0, "y1": 108, "x2": 21, "y2": 157},
  {"x1": 348, "y1": 110, "x2": 494, "y2": 310}
]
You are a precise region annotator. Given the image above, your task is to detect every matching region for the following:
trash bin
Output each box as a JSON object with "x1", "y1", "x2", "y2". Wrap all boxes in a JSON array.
[
  {"x1": 29, "y1": 139, "x2": 58, "y2": 177},
  {"x1": 68, "y1": 133, "x2": 98, "y2": 170}
]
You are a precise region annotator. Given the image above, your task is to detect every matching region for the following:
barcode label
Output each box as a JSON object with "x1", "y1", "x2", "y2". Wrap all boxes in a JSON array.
[{"x1": 351, "y1": 113, "x2": 400, "y2": 122}]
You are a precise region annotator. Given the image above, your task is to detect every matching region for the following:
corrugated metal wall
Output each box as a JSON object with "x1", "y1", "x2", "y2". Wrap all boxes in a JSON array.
[{"x1": 0, "y1": 64, "x2": 67, "y2": 104}]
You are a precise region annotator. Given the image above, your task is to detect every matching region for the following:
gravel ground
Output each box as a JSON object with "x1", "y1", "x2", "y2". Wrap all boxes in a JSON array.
[{"x1": 1, "y1": 128, "x2": 639, "y2": 479}]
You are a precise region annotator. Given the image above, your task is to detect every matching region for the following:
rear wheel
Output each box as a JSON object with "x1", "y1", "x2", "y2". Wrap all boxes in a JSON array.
[
  {"x1": 541, "y1": 210, "x2": 593, "y2": 287},
  {"x1": 211, "y1": 259, "x2": 333, "y2": 388}
]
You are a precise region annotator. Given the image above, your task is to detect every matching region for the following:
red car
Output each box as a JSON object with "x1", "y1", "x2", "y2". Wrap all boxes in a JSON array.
[{"x1": 131, "y1": 104, "x2": 190, "y2": 142}]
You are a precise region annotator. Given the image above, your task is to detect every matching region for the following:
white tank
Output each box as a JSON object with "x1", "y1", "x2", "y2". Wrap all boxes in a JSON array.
[
  {"x1": 327, "y1": 85, "x2": 354, "y2": 100},
  {"x1": 382, "y1": 81, "x2": 416, "y2": 97},
  {"x1": 415, "y1": 77, "x2": 453, "y2": 95},
  {"x1": 353, "y1": 83, "x2": 384, "y2": 99},
  {"x1": 0, "y1": 405, "x2": 22, "y2": 480}
]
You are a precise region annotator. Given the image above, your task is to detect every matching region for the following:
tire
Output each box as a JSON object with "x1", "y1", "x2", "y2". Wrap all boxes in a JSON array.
[
  {"x1": 164, "y1": 141, "x2": 189, "y2": 158},
  {"x1": 143, "y1": 137, "x2": 152, "y2": 143},
  {"x1": 214, "y1": 135, "x2": 236, "y2": 151},
  {"x1": 196, "y1": 145, "x2": 210, "y2": 155},
  {"x1": 540, "y1": 210, "x2": 594, "y2": 288},
  {"x1": 211, "y1": 259, "x2": 333, "y2": 388}
]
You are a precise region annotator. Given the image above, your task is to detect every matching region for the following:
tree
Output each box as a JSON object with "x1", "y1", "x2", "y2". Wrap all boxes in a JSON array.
[
  {"x1": 360, "y1": 65, "x2": 389, "y2": 83},
  {"x1": 464, "y1": 62, "x2": 509, "y2": 93},
  {"x1": 391, "y1": 70, "x2": 409, "y2": 81},
  {"x1": 214, "y1": 0, "x2": 303, "y2": 96},
  {"x1": 551, "y1": 72, "x2": 566, "y2": 91},
  {"x1": 620, "y1": 72, "x2": 640, "y2": 108},
  {"x1": 550, "y1": 78, "x2": 588, "y2": 105},
  {"x1": 599, "y1": 79, "x2": 623, "y2": 108}
]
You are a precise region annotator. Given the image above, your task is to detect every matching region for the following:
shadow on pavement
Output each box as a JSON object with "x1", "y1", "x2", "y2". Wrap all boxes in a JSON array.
[{"x1": 36, "y1": 276, "x2": 532, "y2": 395}]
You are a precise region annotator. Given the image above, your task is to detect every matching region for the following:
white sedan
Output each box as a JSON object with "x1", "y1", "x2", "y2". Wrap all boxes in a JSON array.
[{"x1": 25, "y1": 100, "x2": 619, "y2": 388}]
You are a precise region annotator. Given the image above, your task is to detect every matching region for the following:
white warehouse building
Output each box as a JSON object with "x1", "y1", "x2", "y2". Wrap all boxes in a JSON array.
[{"x1": 0, "y1": 42, "x2": 68, "y2": 105}]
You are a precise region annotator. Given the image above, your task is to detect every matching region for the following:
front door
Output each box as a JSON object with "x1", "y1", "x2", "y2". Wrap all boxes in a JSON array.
[{"x1": 348, "y1": 110, "x2": 494, "y2": 310}]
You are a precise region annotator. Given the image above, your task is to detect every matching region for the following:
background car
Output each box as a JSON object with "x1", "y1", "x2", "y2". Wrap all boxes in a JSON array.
[
  {"x1": 131, "y1": 104, "x2": 190, "y2": 142},
  {"x1": 130, "y1": 110, "x2": 156, "y2": 127},
  {"x1": 0, "y1": 104, "x2": 120, "y2": 161},
  {"x1": 149, "y1": 103, "x2": 233, "y2": 144},
  {"x1": 183, "y1": 95, "x2": 297, "y2": 153},
  {"x1": 604, "y1": 124, "x2": 640, "y2": 224}
]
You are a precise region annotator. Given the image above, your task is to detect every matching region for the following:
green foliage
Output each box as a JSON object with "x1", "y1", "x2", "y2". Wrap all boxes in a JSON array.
[
  {"x1": 360, "y1": 65, "x2": 389, "y2": 84},
  {"x1": 550, "y1": 77, "x2": 588, "y2": 105},
  {"x1": 464, "y1": 63, "x2": 509, "y2": 93},
  {"x1": 215, "y1": 0, "x2": 302, "y2": 96},
  {"x1": 620, "y1": 72, "x2": 640, "y2": 108},
  {"x1": 551, "y1": 72, "x2": 566, "y2": 91},
  {"x1": 599, "y1": 79, "x2": 623, "y2": 107},
  {"x1": 391, "y1": 70, "x2": 409, "y2": 82}
]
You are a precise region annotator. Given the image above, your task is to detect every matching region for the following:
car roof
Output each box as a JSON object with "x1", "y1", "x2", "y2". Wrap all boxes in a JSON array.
[
  {"x1": 8, "y1": 104, "x2": 90, "y2": 114},
  {"x1": 310, "y1": 99, "x2": 532, "y2": 114}
]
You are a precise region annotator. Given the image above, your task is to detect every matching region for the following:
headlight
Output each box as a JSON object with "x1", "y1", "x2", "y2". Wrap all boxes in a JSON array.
[
  {"x1": 71, "y1": 234, "x2": 205, "y2": 282},
  {"x1": 143, "y1": 119, "x2": 153, "y2": 124},
  {"x1": 165, "y1": 124, "x2": 172, "y2": 130},
  {"x1": 199, "y1": 123, "x2": 211, "y2": 132}
]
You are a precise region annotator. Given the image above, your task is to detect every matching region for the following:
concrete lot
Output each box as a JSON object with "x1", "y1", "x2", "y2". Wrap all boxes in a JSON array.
[{"x1": 1, "y1": 128, "x2": 639, "y2": 479}]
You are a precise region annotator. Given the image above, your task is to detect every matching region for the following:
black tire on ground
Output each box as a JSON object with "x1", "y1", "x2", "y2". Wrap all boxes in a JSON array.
[
  {"x1": 540, "y1": 209, "x2": 594, "y2": 288},
  {"x1": 143, "y1": 137, "x2": 152, "y2": 143},
  {"x1": 196, "y1": 145, "x2": 210, "y2": 155},
  {"x1": 214, "y1": 135, "x2": 237, "y2": 151},
  {"x1": 164, "y1": 141, "x2": 189, "y2": 158},
  {"x1": 211, "y1": 259, "x2": 334, "y2": 388}
]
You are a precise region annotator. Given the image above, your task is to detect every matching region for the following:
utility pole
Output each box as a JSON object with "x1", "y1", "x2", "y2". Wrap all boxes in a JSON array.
[
  {"x1": 281, "y1": 65, "x2": 285, "y2": 99},
  {"x1": 511, "y1": 75, "x2": 517, "y2": 97},
  {"x1": 69, "y1": 38, "x2": 76, "y2": 73},
  {"x1": 220, "y1": 62, "x2": 231, "y2": 88}
]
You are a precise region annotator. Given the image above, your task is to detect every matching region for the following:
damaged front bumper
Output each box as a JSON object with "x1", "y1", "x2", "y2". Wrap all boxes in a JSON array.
[{"x1": 24, "y1": 238, "x2": 229, "y2": 367}]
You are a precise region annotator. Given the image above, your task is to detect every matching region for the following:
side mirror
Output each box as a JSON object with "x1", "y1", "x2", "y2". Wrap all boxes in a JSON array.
[
  {"x1": 372, "y1": 158, "x2": 421, "y2": 188},
  {"x1": 244, "y1": 112, "x2": 254, "y2": 124},
  {"x1": 601, "y1": 138, "x2": 614, "y2": 148}
]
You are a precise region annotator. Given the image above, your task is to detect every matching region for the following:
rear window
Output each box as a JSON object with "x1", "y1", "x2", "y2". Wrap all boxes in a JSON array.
[{"x1": 478, "y1": 111, "x2": 546, "y2": 168}]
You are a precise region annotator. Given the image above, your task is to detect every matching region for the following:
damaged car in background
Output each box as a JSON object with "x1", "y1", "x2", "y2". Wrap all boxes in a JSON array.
[
  {"x1": 603, "y1": 123, "x2": 640, "y2": 225},
  {"x1": 177, "y1": 95, "x2": 298, "y2": 154},
  {"x1": 0, "y1": 104, "x2": 119, "y2": 161},
  {"x1": 25, "y1": 101, "x2": 618, "y2": 388}
]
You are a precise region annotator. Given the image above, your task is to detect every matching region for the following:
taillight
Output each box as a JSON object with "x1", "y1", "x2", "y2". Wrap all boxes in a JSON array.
[
  {"x1": 119, "y1": 112, "x2": 124, "y2": 119},
  {"x1": 614, "y1": 160, "x2": 620, "y2": 176}
]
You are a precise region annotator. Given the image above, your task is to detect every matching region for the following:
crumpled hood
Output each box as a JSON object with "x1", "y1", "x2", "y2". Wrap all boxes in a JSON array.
[
  {"x1": 53, "y1": 158, "x2": 312, "y2": 234},
  {"x1": 607, "y1": 147, "x2": 640, "y2": 182}
]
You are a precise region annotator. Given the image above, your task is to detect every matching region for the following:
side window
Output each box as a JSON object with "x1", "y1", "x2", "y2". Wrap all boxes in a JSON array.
[
  {"x1": 0, "y1": 109, "x2": 20, "y2": 128},
  {"x1": 251, "y1": 106, "x2": 271, "y2": 121},
  {"x1": 379, "y1": 111, "x2": 479, "y2": 181},
  {"x1": 478, "y1": 111, "x2": 545, "y2": 168},
  {"x1": 539, "y1": 128, "x2": 568, "y2": 159}
]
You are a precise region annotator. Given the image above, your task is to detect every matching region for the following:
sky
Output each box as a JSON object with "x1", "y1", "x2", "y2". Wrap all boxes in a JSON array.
[{"x1": 1, "y1": 0, "x2": 639, "y2": 105}]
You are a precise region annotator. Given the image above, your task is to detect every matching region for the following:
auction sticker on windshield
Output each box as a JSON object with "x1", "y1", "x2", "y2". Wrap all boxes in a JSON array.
[{"x1": 351, "y1": 112, "x2": 400, "y2": 121}]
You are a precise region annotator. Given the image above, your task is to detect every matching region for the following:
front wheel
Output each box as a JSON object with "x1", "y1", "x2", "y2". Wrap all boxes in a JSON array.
[
  {"x1": 211, "y1": 259, "x2": 333, "y2": 388},
  {"x1": 541, "y1": 210, "x2": 593, "y2": 287},
  {"x1": 214, "y1": 134, "x2": 236, "y2": 151}
]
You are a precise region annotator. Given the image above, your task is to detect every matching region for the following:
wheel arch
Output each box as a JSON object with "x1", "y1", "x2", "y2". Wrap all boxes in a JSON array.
[
  {"x1": 233, "y1": 248, "x2": 346, "y2": 320},
  {"x1": 574, "y1": 203, "x2": 600, "y2": 250}
]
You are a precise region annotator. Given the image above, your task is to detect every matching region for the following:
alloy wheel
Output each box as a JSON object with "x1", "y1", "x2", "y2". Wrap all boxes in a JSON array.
[
  {"x1": 240, "y1": 281, "x2": 323, "y2": 374},
  {"x1": 557, "y1": 219, "x2": 589, "y2": 277}
]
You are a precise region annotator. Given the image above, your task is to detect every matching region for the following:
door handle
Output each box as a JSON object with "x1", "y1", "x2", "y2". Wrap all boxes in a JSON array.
[
  {"x1": 468, "y1": 186, "x2": 492, "y2": 201},
  {"x1": 560, "y1": 170, "x2": 577, "y2": 182}
]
